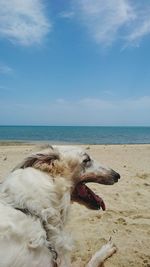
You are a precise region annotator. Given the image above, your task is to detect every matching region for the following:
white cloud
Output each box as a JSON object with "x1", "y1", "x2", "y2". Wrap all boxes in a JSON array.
[
  {"x1": 0, "y1": 63, "x2": 13, "y2": 74},
  {"x1": 0, "y1": 96, "x2": 150, "y2": 125},
  {"x1": 59, "y1": 11, "x2": 74, "y2": 19},
  {"x1": 71, "y1": 0, "x2": 150, "y2": 47},
  {"x1": 0, "y1": 0, "x2": 51, "y2": 46},
  {"x1": 127, "y1": 15, "x2": 150, "y2": 44},
  {"x1": 79, "y1": 98, "x2": 115, "y2": 109},
  {"x1": 39, "y1": 95, "x2": 150, "y2": 125},
  {"x1": 46, "y1": 96, "x2": 150, "y2": 125}
]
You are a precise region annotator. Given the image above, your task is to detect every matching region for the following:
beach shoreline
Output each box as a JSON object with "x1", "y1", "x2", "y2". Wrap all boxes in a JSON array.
[
  {"x1": 0, "y1": 143, "x2": 150, "y2": 267},
  {"x1": 0, "y1": 140, "x2": 150, "y2": 146}
]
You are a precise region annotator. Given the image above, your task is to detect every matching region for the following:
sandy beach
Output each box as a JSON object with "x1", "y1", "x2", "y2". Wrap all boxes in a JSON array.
[{"x1": 0, "y1": 143, "x2": 150, "y2": 267}]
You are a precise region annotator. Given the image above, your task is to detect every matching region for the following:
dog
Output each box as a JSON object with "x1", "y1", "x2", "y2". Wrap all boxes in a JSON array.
[{"x1": 0, "y1": 145, "x2": 120, "y2": 267}]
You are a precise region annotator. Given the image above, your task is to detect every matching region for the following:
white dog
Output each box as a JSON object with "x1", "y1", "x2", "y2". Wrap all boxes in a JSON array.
[{"x1": 0, "y1": 146, "x2": 120, "y2": 267}]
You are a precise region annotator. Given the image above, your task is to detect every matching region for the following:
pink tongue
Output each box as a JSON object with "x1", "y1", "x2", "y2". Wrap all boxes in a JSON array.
[{"x1": 77, "y1": 184, "x2": 106, "y2": 210}]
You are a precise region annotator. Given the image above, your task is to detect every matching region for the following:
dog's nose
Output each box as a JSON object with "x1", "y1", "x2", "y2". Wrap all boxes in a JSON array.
[{"x1": 111, "y1": 170, "x2": 120, "y2": 183}]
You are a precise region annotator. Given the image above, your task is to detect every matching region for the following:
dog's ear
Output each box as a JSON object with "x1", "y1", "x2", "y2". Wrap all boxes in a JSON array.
[{"x1": 13, "y1": 152, "x2": 59, "y2": 170}]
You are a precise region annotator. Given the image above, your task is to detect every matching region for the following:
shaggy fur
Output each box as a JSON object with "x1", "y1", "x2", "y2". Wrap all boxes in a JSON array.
[{"x1": 0, "y1": 145, "x2": 120, "y2": 267}]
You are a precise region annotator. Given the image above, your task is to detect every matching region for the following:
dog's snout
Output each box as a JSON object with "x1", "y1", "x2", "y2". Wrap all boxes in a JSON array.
[{"x1": 111, "y1": 170, "x2": 120, "y2": 183}]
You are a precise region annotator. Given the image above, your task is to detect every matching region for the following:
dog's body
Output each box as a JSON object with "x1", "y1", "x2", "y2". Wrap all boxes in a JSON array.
[{"x1": 0, "y1": 146, "x2": 120, "y2": 267}]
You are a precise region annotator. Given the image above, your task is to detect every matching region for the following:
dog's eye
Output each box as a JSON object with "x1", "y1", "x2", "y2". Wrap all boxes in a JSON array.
[{"x1": 83, "y1": 157, "x2": 91, "y2": 164}]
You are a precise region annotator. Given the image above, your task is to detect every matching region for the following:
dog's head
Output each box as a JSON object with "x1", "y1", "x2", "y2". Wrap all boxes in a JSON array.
[{"x1": 16, "y1": 145, "x2": 120, "y2": 211}]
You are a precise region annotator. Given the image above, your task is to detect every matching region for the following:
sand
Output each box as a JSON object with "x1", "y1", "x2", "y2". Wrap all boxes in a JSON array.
[{"x1": 0, "y1": 143, "x2": 150, "y2": 267}]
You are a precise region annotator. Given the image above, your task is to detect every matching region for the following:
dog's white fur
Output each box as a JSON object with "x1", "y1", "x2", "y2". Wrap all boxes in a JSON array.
[{"x1": 0, "y1": 146, "x2": 118, "y2": 267}]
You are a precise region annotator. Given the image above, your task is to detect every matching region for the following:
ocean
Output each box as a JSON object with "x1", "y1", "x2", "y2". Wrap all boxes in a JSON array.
[{"x1": 0, "y1": 126, "x2": 150, "y2": 144}]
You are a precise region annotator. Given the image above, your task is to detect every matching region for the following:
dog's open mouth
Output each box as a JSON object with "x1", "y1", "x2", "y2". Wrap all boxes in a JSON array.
[{"x1": 72, "y1": 182, "x2": 106, "y2": 210}]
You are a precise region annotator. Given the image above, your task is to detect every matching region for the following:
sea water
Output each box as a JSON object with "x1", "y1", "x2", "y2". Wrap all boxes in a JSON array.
[{"x1": 0, "y1": 126, "x2": 150, "y2": 144}]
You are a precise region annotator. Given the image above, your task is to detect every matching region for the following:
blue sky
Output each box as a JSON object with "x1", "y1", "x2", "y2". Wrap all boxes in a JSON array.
[{"x1": 0, "y1": 0, "x2": 150, "y2": 126}]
